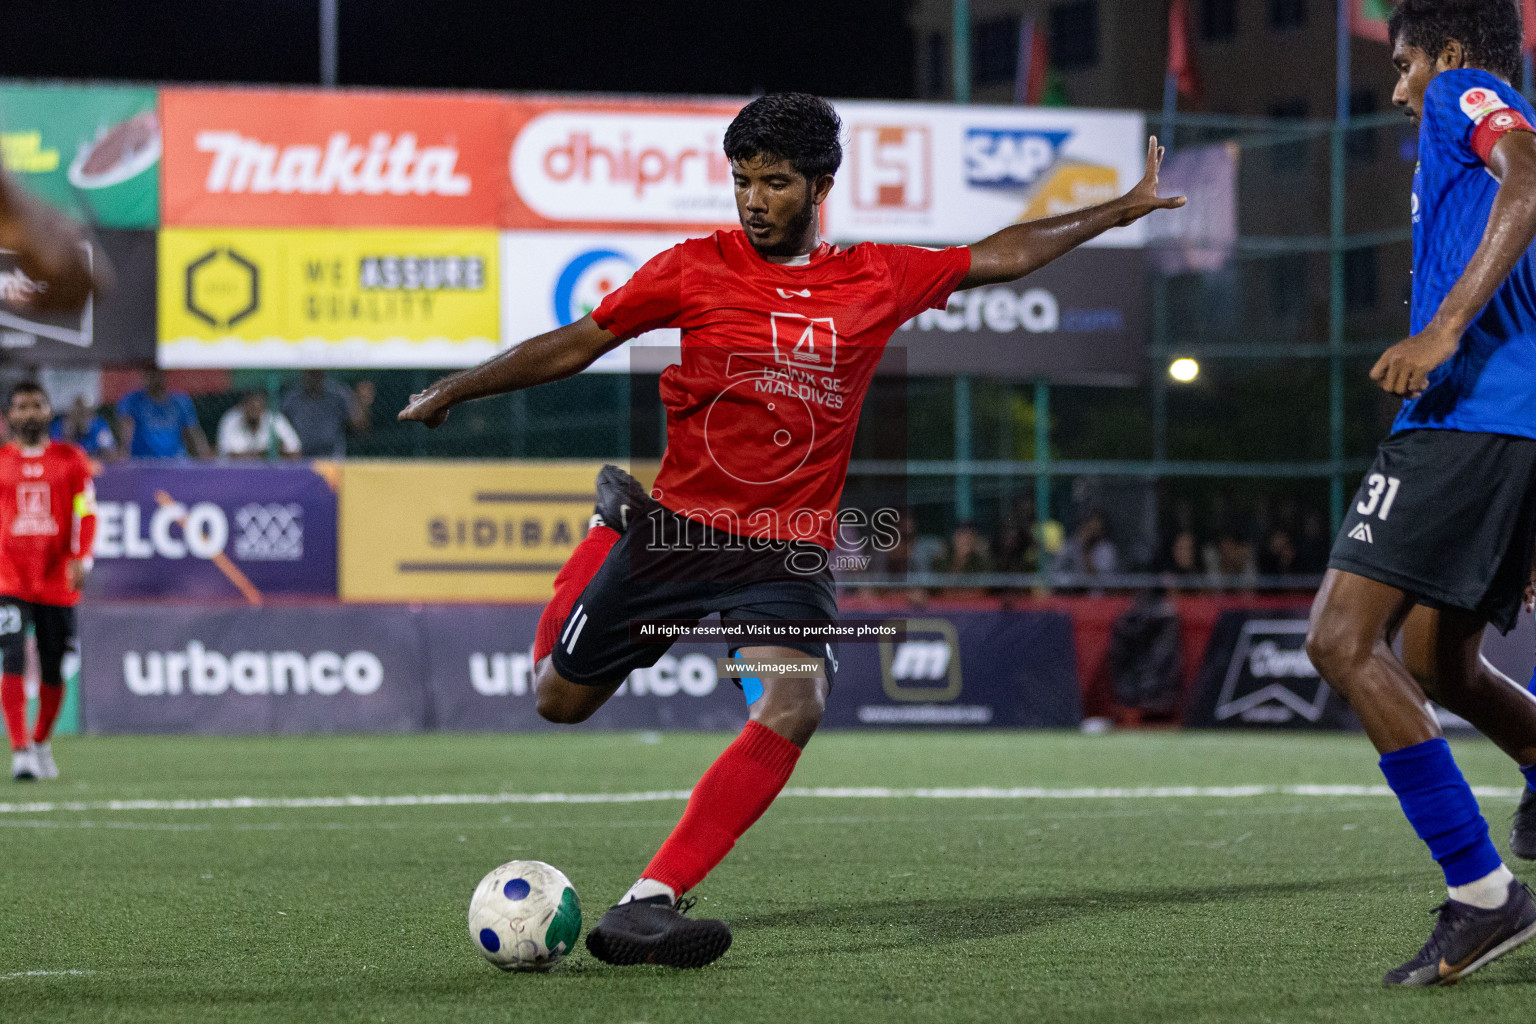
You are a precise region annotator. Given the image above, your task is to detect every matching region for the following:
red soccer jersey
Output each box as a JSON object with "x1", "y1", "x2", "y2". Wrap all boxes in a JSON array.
[
  {"x1": 0, "y1": 442, "x2": 97, "y2": 606},
  {"x1": 593, "y1": 229, "x2": 970, "y2": 549}
]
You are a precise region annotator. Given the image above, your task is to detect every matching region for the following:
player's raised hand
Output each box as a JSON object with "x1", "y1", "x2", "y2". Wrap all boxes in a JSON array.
[
  {"x1": 0, "y1": 172, "x2": 113, "y2": 312},
  {"x1": 1370, "y1": 324, "x2": 1461, "y2": 398},
  {"x1": 1112, "y1": 137, "x2": 1187, "y2": 226},
  {"x1": 398, "y1": 384, "x2": 453, "y2": 428}
]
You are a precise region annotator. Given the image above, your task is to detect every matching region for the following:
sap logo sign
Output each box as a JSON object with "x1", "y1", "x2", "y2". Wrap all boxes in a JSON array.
[
  {"x1": 1246, "y1": 640, "x2": 1317, "y2": 680},
  {"x1": 964, "y1": 129, "x2": 1070, "y2": 189},
  {"x1": 470, "y1": 652, "x2": 535, "y2": 696},
  {"x1": 617, "y1": 653, "x2": 717, "y2": 698},
  {"x1": 124, "y1": 642, "x2": 383, "y2": 696},
  {"x1": 879, "y1": 620, "x2": 962, "y2": 702}
]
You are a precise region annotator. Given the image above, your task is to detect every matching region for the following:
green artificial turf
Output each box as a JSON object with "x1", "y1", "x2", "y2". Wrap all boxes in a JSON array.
[{"x1": 0, "y1": 731, "x2": 1532, "y2": 1023}]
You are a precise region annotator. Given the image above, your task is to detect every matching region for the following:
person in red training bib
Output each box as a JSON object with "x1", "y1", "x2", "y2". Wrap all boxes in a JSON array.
[
  {"x1": 0, "y1": 383, "x2": 96, "y2": 782},
  {"x1": 400, "y1": 93, "x2": 1184, "y2": 968}
]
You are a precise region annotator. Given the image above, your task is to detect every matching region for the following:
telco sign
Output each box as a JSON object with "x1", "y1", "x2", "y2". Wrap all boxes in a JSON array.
[{"x1": 88, "y1": 463, "x2": 338, "y2": 600}]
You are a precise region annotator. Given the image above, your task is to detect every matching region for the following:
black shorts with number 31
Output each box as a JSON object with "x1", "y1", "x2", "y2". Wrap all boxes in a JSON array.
[{"x1": 1328, "y1": 428, "x2": 1536, "y2": 633}]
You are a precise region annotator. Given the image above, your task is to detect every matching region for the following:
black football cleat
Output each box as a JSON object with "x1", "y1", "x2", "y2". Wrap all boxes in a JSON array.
[
  {"x1": 1383, "y1": 880, "x2": 1536, "y2": 987},
  {"x1": 593, "y1": 464, "x2": 650, "y2": 534},
  {"x1": 1511, "y1": 788, "x2": 1536, "y2": 861},
  {"x1": 584, "y1": 895, "x2": 732, "y2": 969}
]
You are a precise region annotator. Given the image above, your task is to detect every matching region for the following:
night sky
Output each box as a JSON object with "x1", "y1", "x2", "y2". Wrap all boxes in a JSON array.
[{"x1": 3, "y1": 0, "x2": 915, "y2": 99}]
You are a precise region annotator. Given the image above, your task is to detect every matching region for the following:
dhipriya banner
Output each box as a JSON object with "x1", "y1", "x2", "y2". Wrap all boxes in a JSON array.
[
  {"x1": 824, "y1": 102, "x2": 1147, "y2": 248},
  {"x1": 502, "y1": 97, "x2": 745, "y2": 233},
  {"x1": 1185, "y1": 612, "x2": 1358, "y2": 730},
  {"x1": 499, "y1": 231, "x2": 686, "y2": 371},
  {"x1": 419, "y1": 605, "x2": 747, "y2": 732},
  {"x1": 88, "y1": 463, "x2": 338, "y2": 600},
  {"x1": 0, "y1": 83, "x2": 160, "y2": 228},
  {"x1": 888, "y1": 247, "x2": 1146, "y2": 384},
  {"x1": 79, "y1": 604, "x2": 428, "y2": 734},
  {"x1": 158, "y1": 227, "x2": 500, "y2": 367},
  {"x1": 339, "y1": 461, "x2": 614, "y2": 602},
  {"x1": 160, "y1": 87, "x2": 503, "y2": 227},
  {"x1": 820, "y1": 612, "x2": 1081, "y2": 728},
  {"x1": 0, "y1": 230, "x2": 157, "y2": 365}
]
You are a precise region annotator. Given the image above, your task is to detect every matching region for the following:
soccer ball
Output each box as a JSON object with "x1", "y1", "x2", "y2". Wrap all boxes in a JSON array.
[{"x1": 467, "y1": 860, "x2": 582, "y2": 972}]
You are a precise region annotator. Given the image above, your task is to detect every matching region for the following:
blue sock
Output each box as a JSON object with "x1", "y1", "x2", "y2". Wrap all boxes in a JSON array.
[
  {"x1": 1522, "y1": 762, "x2": 1536, "y2": 794},
  {"x1": 1529, "y1": 664, "x2": 1536, "y2": 694},
  {"x1": 1379, "y1": 738, "x2": 1503, "y2": 887}
]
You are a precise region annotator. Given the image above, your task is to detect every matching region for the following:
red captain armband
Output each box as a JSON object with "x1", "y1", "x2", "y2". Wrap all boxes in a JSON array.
[{"x1": 1471, "y1": 107, "x2": 1535, "y2": 163}]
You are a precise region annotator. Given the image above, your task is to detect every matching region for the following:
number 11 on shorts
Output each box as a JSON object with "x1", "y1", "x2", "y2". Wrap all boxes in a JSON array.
[{"x1": 1357, "y1": 473, "x2": 1401, "y2": 520}]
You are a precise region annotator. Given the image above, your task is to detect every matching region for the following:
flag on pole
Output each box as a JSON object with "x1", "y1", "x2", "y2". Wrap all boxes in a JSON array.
[
  {"x1": 1349, "y1": 0, "x2": 1394, "y2": 44},
  {"x1": 1168, "y1": 0, "x2": 1202, "y2": 102},
  {"x1": 1014, "y1": 17, "x2": 1049, "y2": 104},
  {"x1": 1525, "y1": 0, "x2": 1536, "y2": 52}
]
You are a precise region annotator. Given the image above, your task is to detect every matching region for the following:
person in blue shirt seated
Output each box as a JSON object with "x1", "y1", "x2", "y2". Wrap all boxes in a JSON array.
[
  {"x1": 115, "y1": 369, "x2": 211, "y2": 460},
  {"x1": 50, "y1": 395, "x2": 118, "y2": 460}
]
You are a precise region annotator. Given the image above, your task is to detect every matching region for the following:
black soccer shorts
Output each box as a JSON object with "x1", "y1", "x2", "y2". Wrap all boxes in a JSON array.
[
  {"x1": 548, "y1": 500, "x2": 839, "y2": 689},
  {"x1": 0, "y1": 597, "x2": 76, "y2": 683},
  {"x1": 1328, "y1": 428, "x2": 1536, "y2": 633}
]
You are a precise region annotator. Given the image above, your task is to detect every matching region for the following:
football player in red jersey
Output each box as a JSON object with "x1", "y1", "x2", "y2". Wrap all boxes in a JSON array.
[
  {"x1": 0, "y1": 383, "x2": 97, "y2": 781},
  {"x1": 401, "y1": 93, "x2": 1183, "y2": 966}
]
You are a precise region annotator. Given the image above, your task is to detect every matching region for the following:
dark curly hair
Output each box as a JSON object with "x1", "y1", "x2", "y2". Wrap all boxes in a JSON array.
[
  {"x1": 1390, "y1": 0, "x2": 1525, "y2": 81},
  {"x1": 723, "y1": 92, "x2": 843, "y2": 181}
]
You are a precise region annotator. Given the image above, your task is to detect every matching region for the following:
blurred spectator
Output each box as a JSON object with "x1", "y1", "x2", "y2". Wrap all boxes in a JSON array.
[
  {"x1": 1257, "y1": 527, "x2": 1298, "y2": 576},
  {"x1": 217, "y1": 390, "x2": 302, "y2": 460},
  {"x1": 937, "y1": 521, "x2": 993, "y2": 575},
  {"x1": 908, "y1": 512, "x2": 947, "y2": 575},
  {"x1": 51, "y1": 395, "x2": 117, "y2": 460},
  {"x1": 1205, "y1": 527, "x2": 1257, "y2": 587},
  {"x1": 1055, "y1": 510, "x2": 1118, "y2": 577},
  {"x1": 116, "y1": 368, "x2": 210, "y2": 459},
  {"x1": 1156, "y1": 528, "x2": 1201, "y2": 577},
  {"x1": 282, "y1": 370, "x2": 374, "y2": 458},
  {"x1": 1295, "y1": 508, "x2": 1331, "y2": 573},
  {"x1": 994, "y1": 495, "x2": 1040, "y2": 573}
]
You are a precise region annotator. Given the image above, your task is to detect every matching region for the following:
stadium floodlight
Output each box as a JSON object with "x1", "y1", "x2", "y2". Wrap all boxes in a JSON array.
[{"x1": 1169, "y1": 357, "x2": 1200, "y2": 383}]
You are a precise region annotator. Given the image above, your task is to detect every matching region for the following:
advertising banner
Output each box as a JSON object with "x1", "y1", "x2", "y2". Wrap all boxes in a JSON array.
[
  {"x1": 79, "y1": 604, "x2": 428, "y2": 734},
  {"x1": 419, "y1": 605, "x2": 748, "y2": 732},
  {"x1": 89, "y1": 463, "x2": 338, "y2": 600},
  {"x1": 1185, "y1": 612, "x2": 1358, "y2": 730},
  {"x1": 157, "y1": 227, "x2": 500, "y2": 367},
  {"x1": 889, "y1": 247, "x2": 1147, "y2": 384},
  {"x1": 160, "y1": 87, "x2": 503, "y2": 227},
  {"x1": 340, "y1": 461, "x2": 610, "y2": 602},
  {"x1": 503, "y1": 97, "x2": 745, "y2": 233},
  {"x1": 500, "y1": 231, "x2": 685, "y2": 371},
  {"x1": 1, "y1": 230, "x2": 157, "y2": 365},
  {"x1": 821, "y1": 612, "x2": 1081, "y2": 728},
  {"x1": 0, "y1": 83, "x2": 160, "y2": 228},
  {"x1": 825, "y1": 102, "x2": 1148, "y2": 248}
]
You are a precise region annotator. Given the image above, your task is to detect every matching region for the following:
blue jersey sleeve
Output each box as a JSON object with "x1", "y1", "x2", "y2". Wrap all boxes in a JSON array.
[
  {"x1": 174, "y1": 393, "x2": 198, "y2": 431},
  {"x1": 1422, "y1": 69, "x2": 1526, "y2": 168}
]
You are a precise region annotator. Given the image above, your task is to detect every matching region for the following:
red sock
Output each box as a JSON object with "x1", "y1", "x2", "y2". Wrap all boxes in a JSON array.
[
  {"x1": 1, "y1": 674, "x2": 27, "y2": 752},
  {"x1": 534, "y1": 525, "x2": 619, "y2": 663},
  {"x1": 33, "y1": 683, "x2": 63, "y2": 744},
  {"x1": 641, "y1": 721, "x2": 802, "y2": 895}
]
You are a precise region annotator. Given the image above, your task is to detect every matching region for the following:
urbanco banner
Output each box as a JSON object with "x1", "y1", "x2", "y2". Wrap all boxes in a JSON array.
[
  {"x1": 158, "y1": 227, "x2": 500, "y2": 368},
  {"x1": 160, "y1": 87, "x2": 504, "y2": 226},
  {"x1": 79, "y1": 604, "x2": 428, "y2": 734},
  {"x1": 88, "y1": 462, "x2": 338, "y2": 600},
  {"x1": 0, "y1": 83, "x2": 160, "y2": 228}
]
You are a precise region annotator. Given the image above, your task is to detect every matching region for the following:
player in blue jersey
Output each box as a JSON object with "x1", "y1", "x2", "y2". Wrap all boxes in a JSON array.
[{"x1": 1305, "y1": 0, "x2": 1536, "y2": 987}]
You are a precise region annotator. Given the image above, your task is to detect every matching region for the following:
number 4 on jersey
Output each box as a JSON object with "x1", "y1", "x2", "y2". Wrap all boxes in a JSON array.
[{"x1": 1356, "y1": 473, "x2": 1401, "y2": 521}]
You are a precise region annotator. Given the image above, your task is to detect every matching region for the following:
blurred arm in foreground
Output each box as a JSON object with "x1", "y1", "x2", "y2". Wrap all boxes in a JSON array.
[{"x1": 0, "y1": 168, "x2": 112, "y2": 312}]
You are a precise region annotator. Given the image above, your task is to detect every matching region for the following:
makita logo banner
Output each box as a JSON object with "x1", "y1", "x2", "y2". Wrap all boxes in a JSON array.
[
  {"x1": 503, "y1": 100, "x2": 744, "y2": 230},
  {"x1": 162, "y1": 88, "x2": 503, "y2": 226}
]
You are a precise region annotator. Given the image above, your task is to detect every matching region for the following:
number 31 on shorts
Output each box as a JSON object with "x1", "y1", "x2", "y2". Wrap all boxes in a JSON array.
[{"x1": 1356, "y1": 473, "x2": 1401, "y2": 520}]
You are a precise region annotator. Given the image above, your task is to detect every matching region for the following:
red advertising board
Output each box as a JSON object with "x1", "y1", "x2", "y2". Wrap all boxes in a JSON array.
[
  {"x1": 502, "y1": 96, "x2": 745, "y2": 232},
  {"x1": 161, "y1": 87, "x2": 505, "y2": 227}
]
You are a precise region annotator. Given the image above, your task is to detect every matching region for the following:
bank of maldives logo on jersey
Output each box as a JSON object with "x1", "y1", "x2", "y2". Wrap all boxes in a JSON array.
[{"x1": 965, "y1": 128, "x2": 1119, "y2": 220}]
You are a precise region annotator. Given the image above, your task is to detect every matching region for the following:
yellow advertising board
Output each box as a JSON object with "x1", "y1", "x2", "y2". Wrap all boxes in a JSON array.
[
  {"x1": 158, "y1": 227, "x2": 500, "y2": 368},
  {"x1": 340, "y1": 461, "x2": 655, "y2": 602}
]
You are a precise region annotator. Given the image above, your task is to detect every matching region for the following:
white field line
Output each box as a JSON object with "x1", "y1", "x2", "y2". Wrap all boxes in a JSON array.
[
  {"x1": 0, "y1": 784, "x2": 1522, "y2": 816},
  {"x1": 0, "y1": 970, "x2": 94, "y2": 979}
]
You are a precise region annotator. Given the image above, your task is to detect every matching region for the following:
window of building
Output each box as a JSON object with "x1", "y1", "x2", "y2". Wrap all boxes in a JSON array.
[
  {"x1": 1202, "y1": 0, "x2": 1237, "y2": 41},
  {"x1": 1345, "y1": 247, "x2": 1378, "y2": 310},
  {"x1": 925, "y1": 31, "x2": 948, "y2": 98},
  {"x1": 1050, "y1": 1, "x2": 1099, "y2": 71},
  {"x1": 1269, "y1": 0, "x2": 1306, "y2": 30},
  {"x1": 1268, "y1": 99, "x2": 1309, "y2": 172},
  {"x1": 1347, "y1": 88, "x2": 1378, "y2": 161},
  {"x1": 973, "y1": 17, "x2": 1021, "y2": 86}
]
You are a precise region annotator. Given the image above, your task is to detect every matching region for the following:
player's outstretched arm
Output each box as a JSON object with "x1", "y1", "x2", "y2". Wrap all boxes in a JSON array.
[
  {"x1": 960, "y1": 136, "x2": 1185, "y2": 289},
  {"x1": 0, "y1": 168, "x2": 112, "y2": 312},
  {"x1": 1371, "y1": 130, "x2": 1536, "y2": 397},
  {"x1": 398, "y1": 315, "x2": 621, "y2": 428}
]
